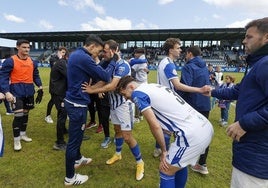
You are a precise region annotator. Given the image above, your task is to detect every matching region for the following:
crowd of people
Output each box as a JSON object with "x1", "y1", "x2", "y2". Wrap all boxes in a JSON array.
[{"x1": 0, "y1": 17, "x2": 268, "y2": 187}]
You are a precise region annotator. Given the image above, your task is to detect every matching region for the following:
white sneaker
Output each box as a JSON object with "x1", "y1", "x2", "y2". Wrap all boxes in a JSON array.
[
  {"x1": 153, "y1": 148, "x2": 162, "y2": 158},
  {"x1": 21, "y1": 135, "x2": 32, "y2": 142},
  {"x1": 14, "y1": 140, "x2": 22, "y2": 151},
  {"x1": 45, "y1": 115, "x2": 53, "y2": 124},
  {"x1": 134, "y1": 118, "x2": 140, "y2": 123},
  {"x1": 220, "y1": 121, "x2": 228, "y2": 127},
  {"x1": 191, "y1": 163, "x2": 209, "y2": 175},
  {"x1": 64, "y1": 174, "x2": 88, "y2": 186},
  {"x1": 74, "y1": 156, "x2": 92, "y2": 169}
]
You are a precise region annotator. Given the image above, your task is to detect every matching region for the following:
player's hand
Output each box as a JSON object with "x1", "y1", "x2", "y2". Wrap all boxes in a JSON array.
[
  {"x1": 81, "y1": 81, "x2": 93, "y2": 94},
  {"x1": 226, "y1": 121, "x2": 246, "y2": 142},
  {"x1": 201, "y1": 85, "x2": 212, "y2": 96},
  {"x1": 98, "y1": 93, "x2": 105, "y2": 99},
  {"x1": 0, "y1": 92, "x2": 5, "y2": 100},
  {"x1": 35, "y1": 89, "x2": 43, "y2": 104},
  {"x1": 5, "y1": 92, "x2": 14, "y2": 102},
  {"x1": 159, "y1": 151, "x2": 169, "y2": 172}
]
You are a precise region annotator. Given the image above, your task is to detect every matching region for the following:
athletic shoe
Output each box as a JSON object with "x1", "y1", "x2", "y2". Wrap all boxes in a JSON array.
[
  {"x1": 101, "y1": 137, "x2": 111, "y2": 148},
  {"x1": 82, "y1": 135, "x2": 90, "y2": 141},
  {"x1": 96, "y1": 124, "x2": 103, "y2": 133},
  {"x1": 191, "y1": 163, "x2": 209, "y2": 175},
  {"x1": 106, "y1": 153, "x2": 122, "y2": 165},
  {"x1": 14, "y1": 140, "x2": 22, "y2": 151},
  {"x1": 53, "y1": 143, "x2": 66, "y2": 151},
  {"x1": 221, "y1": 121, "x2": 228, "y2": 127},
  {"x1": 134, "y1": 118, "x2": 140, "y2": 123},
  {"x1": 85, "y1": 121, "x2": 97, "y2": 129},
  {"x1": 74, "y1": 156, "x2": 92, "y2": 169},
  {"x1": 20, "y1": 135, "x2": 32, "y2": 142},
  {"x1": 6, "y1": 112, "x2": 14, "y2": 115},
  {"x1": 153, "y1": 148, "x2": 162, "y2": 158},
  {"x1": 45, "y1": 115, "x2": 53, "y2": 124},
  {"x1": 136, "y1": 161, "x2": 145, "y2": 181},
  {"x1": 64, "y1": 173, "x2": 88, "y2": 186}
]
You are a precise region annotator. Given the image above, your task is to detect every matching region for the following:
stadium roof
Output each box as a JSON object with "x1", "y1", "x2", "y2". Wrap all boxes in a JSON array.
[{"x1": 0, "y1": 28, "x2": 246, "y2": 44}]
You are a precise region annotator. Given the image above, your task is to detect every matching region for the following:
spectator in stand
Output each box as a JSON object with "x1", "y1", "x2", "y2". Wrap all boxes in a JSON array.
[
  {"x1": 45, "y1": 46, "x2": 67, "y2": 124},
  {"x1": 209, "y1": 17, "x2": 268, "y2": 188},
  {"x1": 179, "y1": 46, "x2": 211, "y2": 175},
  {"x1": 0, "y1": 39, "x2": 43, "y2": 151}
]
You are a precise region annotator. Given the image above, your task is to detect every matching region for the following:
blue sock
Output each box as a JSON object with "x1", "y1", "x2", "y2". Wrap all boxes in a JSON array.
[
  {"x1": 175, "y1": 167, "x2": 188, "y2": 188},
  {"x1": 115, "y1": 137, "x2": 124, "y2": 153},
  {"x1": 130, "y1": 144, "x2": 142, "y2": 162},
  {"x1": 160, "y1": 171, "x2": 175, "y2": 188}
]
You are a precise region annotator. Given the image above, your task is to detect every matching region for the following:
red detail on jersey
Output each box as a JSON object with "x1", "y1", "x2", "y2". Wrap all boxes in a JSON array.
[{"x1": 10, "y1": 55, "x2": 34, "y2": 84}]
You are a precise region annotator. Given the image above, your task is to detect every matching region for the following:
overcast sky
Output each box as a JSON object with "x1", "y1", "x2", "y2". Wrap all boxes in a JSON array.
[{"x1": 0, "y1": 0, "x2": 267, "y2": 33}]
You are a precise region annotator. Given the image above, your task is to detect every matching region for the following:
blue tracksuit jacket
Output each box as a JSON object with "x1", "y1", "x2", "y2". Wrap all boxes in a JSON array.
[{"x1": 212, "y1": 44, "x2": 268, "y2": 179}]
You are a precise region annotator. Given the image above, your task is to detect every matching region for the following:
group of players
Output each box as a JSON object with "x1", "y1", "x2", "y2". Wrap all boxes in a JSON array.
[{"x1": 1, "y1": 17, "x2": 268, "y2": 188}]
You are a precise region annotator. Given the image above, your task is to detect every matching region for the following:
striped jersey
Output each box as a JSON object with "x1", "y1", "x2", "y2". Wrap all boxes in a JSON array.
[
  {"x1": 157, "y1": 57, "x2": 178, "y2": 90},
  {"x1": 109, "y1": 59, "x2": 131, "y2": 110},
  {"x1": 132, "y1": 83, "x2": 213, "y2": 147}
]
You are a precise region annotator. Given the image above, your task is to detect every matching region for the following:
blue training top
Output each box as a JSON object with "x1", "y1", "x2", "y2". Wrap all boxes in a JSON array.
[{"x1": 65, "y1": 47, "x2": 115, "y2": 105}]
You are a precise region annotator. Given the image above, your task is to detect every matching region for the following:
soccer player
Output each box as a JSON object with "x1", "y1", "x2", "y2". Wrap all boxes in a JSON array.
[
  {"x1": 0, "y1": 39, "x2": 43, "y2": 151},
  {"x1": 155, "y1": 38, "x2": 209, "y2": 158},
  {"x1": 116, "y1": 75, "x2": 214, "y2": 188},
  {"x1": 81, "y1": 40, "x2": 145, "y2": 181},
  {"x1": 0, "y1": 92, "x2": 5, "y2": 157}
]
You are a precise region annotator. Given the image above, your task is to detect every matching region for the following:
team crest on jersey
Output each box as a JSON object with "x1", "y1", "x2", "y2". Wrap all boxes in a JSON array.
[
  {"x1": 172, "y1": 69, "x2": 178, "y2": 75},
  {"x1": 118, "y1": 67, "x2": 126, "y2": 75}
]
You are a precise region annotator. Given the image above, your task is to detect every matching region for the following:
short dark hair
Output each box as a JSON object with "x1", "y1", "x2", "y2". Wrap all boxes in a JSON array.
[
  {"x1": 16, "y1": 39, "x2": 30, "y2": 46},
  {"x1": 84, "y1": 34, "x2": 104, "y2": 47},
  {"x1": 116, "y1": 75, "x2": 135, "y2": 93},
  {"x1": 245, "y1": 17, "x2": 268, "y2": 34},
  {"x1": 58, "y1": 46, "x2": 67, "y2": 52},
  {"x1": 186, "y1": 46, "x2": 201, "y2": 57},
  {"x1": 134, "y1": 48, "x2": 145, "y2": 54},
  {"x1": 104, "y1": 39, "x2": 119, "y2": 51}
]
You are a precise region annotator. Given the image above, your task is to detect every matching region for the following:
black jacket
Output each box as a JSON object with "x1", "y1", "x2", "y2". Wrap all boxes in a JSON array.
[{"x1": 49, "y1": 58, "x2": 67, "y2": 96}]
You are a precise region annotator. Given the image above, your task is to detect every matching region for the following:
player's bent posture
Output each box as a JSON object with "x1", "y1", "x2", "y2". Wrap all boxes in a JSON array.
[{"x1": 116, "y1": 76, "x2": 214, "y2": 188}]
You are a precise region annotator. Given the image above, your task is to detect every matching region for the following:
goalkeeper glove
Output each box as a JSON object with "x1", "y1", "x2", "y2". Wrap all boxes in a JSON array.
[{"x1": 35, "y1": 89, "x2": 43, "y2": 104}]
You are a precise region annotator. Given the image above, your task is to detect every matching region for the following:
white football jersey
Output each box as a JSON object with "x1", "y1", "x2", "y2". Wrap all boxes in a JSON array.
[
  {"x1": 132, "y1": 83, "x2": 213, "y2": 147},
  {"x1": 109, "y1": 59, "x2": 131, "y2": 110},
  {"x1": 157, "y1": 57, "x2": 178, "y2": 90}
]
